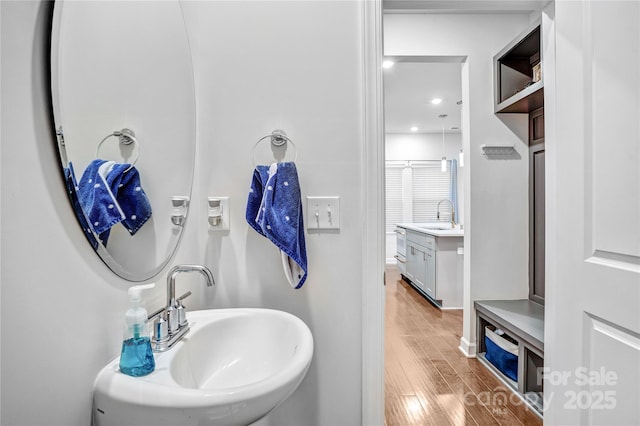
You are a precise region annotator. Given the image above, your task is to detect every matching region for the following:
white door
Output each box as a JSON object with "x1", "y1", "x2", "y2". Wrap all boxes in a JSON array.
[{"x1": 547, "y1": 1, "x2": 640, "y2": 424}]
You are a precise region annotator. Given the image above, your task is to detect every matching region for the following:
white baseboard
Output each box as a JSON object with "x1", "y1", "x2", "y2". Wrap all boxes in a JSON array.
[
  {"x1": 385, "y1": 257, "x2": 397, "y2": 265},
  {"x1": 459, "y1": 336, "x2": 476, "y2": 358}
]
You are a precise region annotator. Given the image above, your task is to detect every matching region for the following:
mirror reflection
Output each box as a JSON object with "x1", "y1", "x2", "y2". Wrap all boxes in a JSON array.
[{"x1": 50, "y1": 1, "x2": 196, "y2": 281}]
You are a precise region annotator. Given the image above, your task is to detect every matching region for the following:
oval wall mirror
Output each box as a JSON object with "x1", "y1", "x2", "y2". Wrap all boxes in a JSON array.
[{"x1": 50, "y1": 1, "x2": 196, "y2": 281}]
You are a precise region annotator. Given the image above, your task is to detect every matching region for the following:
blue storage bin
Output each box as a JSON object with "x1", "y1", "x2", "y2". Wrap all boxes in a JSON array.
[{"x1": 484, "y1": 327, "x2": 518, "y2": 382}]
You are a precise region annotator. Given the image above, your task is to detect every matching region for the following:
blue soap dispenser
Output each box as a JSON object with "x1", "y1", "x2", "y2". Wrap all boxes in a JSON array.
[{"x1": 119, "y1": 283, "x2": 155, "y2": 377}]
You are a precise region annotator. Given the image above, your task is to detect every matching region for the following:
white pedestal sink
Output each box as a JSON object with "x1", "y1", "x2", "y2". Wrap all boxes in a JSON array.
[{"x1": 92, "y1": 309, "x2": 313, "y2": 426}]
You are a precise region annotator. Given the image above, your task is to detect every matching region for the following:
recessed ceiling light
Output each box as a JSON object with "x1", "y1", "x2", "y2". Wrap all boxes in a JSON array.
[
  {"x1": 382, "y1": 60, "x2": 395, "y2": 69},
  {"x1": 431, "y1": 98, "x2": 443, "y2": 105},
  {"x1": 410, "y1": 126, "x2": 418, "y2": 132}
]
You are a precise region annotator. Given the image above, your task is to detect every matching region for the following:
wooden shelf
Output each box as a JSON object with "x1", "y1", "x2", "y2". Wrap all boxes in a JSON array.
[
  {"x1": 494, "y1": 21, "x2": 543, "y2": 113},
  {"x1": 495, "y1": 81, "x2": 544, "y2": 113}
]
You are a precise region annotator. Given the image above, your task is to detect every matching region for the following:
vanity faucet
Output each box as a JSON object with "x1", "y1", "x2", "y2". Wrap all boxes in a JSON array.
[
  {"x1": 149, "y1": 264, "x2": 215, "y2": 352},
  {"x1": 436, "y1": 199, "x2": 456, "y2": 229},
  {"x1": 167, "y1": 264, "x2": 215, "y2": 309}
]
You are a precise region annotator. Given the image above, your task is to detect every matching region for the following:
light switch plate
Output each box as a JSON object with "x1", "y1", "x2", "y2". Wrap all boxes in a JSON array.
[
  {"x1": 208, "y1": 196, "x2": 230, "y2": 231},
  {"x1": 306, "y1": 196, "x2": 340, "y2": 230}
]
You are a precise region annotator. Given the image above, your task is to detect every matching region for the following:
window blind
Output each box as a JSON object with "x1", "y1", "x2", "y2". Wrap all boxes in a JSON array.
[
  {"x1": 385, "y1": 161, "x2": 452, "y2": 230},
  {"x1": 412, "y1": 162, "x2": 452, "y2": 223},
  {"x1": 385, "y1": 166, "x2": 404, "y2": 233}
]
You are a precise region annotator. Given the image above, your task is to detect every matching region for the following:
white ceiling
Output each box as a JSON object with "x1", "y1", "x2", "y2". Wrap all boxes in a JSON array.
[
  {"x1": 383, "y1": 60, "x2": 463, "y2": 134},
  {"x1": 381, "y1": 0, "x2": 545, "y2": 135}
]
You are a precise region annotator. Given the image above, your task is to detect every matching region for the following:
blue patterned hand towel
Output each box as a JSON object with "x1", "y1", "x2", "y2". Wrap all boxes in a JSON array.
[
  {"x1": 65, "y1": 163, "x2": 99, "y2": 250},
  {"x1": 103, "y1": 162, "x2": 152, "y2": 235},
  {"x1": 246, "y1": 164, "x2": 271, "y2": 237},
  {"x1": 246, "y1": 162, "x2": 307, "y2": 288},
  {"x1": 78, "y1": 159, "x2": 152, "y2": 246},
  {"x1": 78, "y1": 159, "x2": 125, "y2": 245}
]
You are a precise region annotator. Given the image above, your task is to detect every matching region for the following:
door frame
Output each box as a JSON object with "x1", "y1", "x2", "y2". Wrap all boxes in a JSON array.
[{"x1": 361, "y1": 0, "x2": 385, "y2": 424}]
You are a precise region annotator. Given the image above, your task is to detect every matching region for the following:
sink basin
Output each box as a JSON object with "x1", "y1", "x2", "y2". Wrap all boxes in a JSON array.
[
  {"x1": 92, "y1": 309, "x2": 313, "y2": 426},
  {"x1": 412, "y1": 222, "x2": 452, "y2": 230},
  {"x1": 422, "y1": 228, "x2": 462, "y2": 234}
]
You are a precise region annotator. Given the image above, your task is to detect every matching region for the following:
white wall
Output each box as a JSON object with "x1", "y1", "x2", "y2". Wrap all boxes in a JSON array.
[
  {"x1": 183, "y1": 2, "x2": 365, "y2": 424},
  {"x1": 1, "y1": 1, "x2": 368, "y2": 425},
  {"x1": 386, "y1": 132, "x2": 462, "y2": 161},
  {"x1": 384, "y1": 13, "x2": 532, "y2": 354}
]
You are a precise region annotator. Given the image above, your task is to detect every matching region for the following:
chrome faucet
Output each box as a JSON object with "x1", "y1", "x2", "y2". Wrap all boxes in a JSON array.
[
  {"x1": 167, "y1": 264, "x2": 214, "y2": 311},
  {"x1": 148, "y1": 264, "x2": 215, "y2": 352},
  {"x1": 436, "y1": 199, "x2": 456, "y2": 229}
]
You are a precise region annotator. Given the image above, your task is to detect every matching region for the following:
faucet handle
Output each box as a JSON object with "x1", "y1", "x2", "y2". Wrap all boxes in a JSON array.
[
  {"x1": 177, "y1": 291, "x2": 192, "y2": 302},
  {"x1": 176, "y1": 291, "x2": 191, "y2": 328},
  {"x1": 147, "y1": 305, "x2": 166, "y2": 322},
  {"x1": 154, "y1": 312, "x2": 169, "y2": 343}
]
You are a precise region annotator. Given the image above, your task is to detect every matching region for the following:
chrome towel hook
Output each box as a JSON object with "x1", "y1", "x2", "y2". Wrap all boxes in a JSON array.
[
  {"x1": 270, "y1": 129, "x2": 288, "y2": 147},
  {"x1": 251, "y1": 129, "x2": 297, "y2": 167},
  {"x1": 96, "y1": 128, "x2": 140, "y2": 172},
  {"x1": 115, "y1": 128, "x2": 136, "y2": 146}
]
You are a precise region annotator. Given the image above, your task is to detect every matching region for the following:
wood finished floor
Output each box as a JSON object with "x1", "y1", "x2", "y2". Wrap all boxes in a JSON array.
[{"x1": 384, "y1": 266, "x2": 542, "y2": 426}]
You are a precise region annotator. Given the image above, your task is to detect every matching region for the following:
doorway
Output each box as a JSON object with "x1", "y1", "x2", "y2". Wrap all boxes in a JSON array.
[
  {"x1": 383, "y1": 59, "x2": 464, "y2": 263},
  {"x1": 381, "y1": 57, "x2": 541, "y2": 425}
]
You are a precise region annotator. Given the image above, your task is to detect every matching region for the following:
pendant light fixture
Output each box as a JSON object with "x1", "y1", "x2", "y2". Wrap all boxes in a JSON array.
[{"x1": 439, "y1": 114, "x2": 447, "y2": 172}]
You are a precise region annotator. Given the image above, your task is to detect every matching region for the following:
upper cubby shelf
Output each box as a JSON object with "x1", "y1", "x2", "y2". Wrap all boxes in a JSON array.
[{"x1": 494, "y1": 21, "x2": 543, "y2": 113}]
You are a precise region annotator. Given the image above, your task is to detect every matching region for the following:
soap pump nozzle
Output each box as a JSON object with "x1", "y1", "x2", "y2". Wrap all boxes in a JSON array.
[
  {"x1": 128, "y1": 282, "x2": 155, "y2": 300},
  {"x1": 120, "y1": 283, "x2": 156, "y2": 377},
  {"x1": 126, "y1": 283, "x2": 155, "y2": 339}
]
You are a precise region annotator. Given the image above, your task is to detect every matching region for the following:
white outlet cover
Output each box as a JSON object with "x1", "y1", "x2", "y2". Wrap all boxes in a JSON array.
[{"x1": 208, "y1": 196, "x2": 230, "y2": 231}]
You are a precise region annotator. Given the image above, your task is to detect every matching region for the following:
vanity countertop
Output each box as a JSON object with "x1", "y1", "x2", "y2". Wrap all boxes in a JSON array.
[{"x1": 397, "y1": 223, "x2": 464, "y2": 238}]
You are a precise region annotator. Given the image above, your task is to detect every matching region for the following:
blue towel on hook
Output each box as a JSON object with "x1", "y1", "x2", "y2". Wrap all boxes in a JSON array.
[
  {"x1": 246, "y1": 165, "x2": 271, "y2": 235},
  {"x1": 77, "y1": 159, "x2": 125, "y2": 245},
  {"x1": 65, "y1": 163, "x2": 99, "y2": 250},
  {"x1": 77, "y1": 159, "x2": 152, "y2": 246},
  {"x1": 246, "y1": 162, "x2": 307, "y2": 289},
  {"x1": 103, "y1": 162, "x2": 152, "y2": 235}
]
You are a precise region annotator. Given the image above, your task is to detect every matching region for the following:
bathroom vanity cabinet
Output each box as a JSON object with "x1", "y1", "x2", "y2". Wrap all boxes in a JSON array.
[{"x1": 400, "y1": 226, "x2": 463, "y2": 309}]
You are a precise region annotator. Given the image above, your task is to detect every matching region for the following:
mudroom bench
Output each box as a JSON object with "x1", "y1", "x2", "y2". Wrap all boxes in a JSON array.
[{"x1": 475, "y1": 299, "x2": 544, "y2": 416}]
